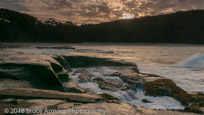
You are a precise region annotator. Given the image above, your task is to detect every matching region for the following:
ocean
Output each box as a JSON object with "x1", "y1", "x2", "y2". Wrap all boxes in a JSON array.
[{"x1": 68, "y1": 43, "x2": 204, "y2": 94}]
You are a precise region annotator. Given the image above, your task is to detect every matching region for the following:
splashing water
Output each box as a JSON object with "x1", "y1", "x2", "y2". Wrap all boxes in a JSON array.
[{"x1": 175, "y1": 54, "x2": 204, "y2": 69}]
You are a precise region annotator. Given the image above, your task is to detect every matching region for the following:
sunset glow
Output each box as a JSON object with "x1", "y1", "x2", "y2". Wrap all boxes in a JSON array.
[
  {"x1": 120, "y1": 13, "x2": 135, "y2": 19},
  {"x1": 0, "y1": 0, "x2": 204, "y2": 24}
]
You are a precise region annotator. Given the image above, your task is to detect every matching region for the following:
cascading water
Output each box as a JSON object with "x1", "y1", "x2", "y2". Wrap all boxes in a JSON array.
[{"x1": 67, "y1": 67, "x2": 185, "y2": 110}]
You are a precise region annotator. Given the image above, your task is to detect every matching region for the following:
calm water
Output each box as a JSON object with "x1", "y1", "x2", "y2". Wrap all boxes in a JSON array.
[{"x1": 3, "y1": 43, "x2": 204, "y2": 93}]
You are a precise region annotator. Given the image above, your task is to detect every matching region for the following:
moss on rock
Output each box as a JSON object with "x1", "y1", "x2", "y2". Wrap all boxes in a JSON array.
[
  {"x1": 184, "y1": 105, "x2": 203, "y2": 114},
  {"x1": 144, "y1": 79, "x2": 191, "y2": 105},
  {"x1": 144, "y1": 79, "x2": 204, "y2": 114}
]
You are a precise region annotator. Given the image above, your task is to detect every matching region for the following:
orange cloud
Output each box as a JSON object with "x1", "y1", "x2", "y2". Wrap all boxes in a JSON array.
[{"x1": 0, "y1": 0, "x2": 204, "y2": 24}]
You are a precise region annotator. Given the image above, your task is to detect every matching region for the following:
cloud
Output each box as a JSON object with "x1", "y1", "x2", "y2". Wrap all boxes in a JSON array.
[
  {"x1": 0, "y1": 0, "x2": 29, "y2": 11},
  {"x1": 0, "y1": 0, "x2": 204, "y2": 24}
]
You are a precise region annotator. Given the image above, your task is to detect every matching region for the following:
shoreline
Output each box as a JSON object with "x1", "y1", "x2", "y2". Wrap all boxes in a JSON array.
[{"x1": 0, "y1": 46, "x2": 203, "y2": 114}]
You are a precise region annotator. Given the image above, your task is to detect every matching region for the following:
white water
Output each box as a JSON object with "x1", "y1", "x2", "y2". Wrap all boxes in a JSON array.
[
  {"x1": 176, "y1": 53, "x2": 204, "y2": 69},
  {"x1": 68, "y1": 67, "x2": 185, "y2": 110}
]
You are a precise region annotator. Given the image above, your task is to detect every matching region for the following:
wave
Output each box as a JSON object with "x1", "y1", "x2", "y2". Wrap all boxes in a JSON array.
[{"x1": 175, "y1": 54, "x2": 204, "y2": 69}]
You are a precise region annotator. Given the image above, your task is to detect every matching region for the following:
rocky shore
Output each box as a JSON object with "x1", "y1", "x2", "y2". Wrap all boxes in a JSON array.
[{"x1": 0, "y1": 51, "x2": 203, "y2": 114}]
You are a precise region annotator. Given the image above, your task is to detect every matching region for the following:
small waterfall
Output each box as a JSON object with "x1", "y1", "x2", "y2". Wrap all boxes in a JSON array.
[
  {"x1": 140, "y1": 77, "x2": 144, "y2": 89},
  {"x1": 67, "y1": 67, "x2": 185, "y2": 110}
]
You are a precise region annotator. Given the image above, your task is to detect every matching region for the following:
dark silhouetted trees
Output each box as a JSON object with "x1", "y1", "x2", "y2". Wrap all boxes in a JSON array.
[{"x1": 0, "y1": 8, "x2": 204, "y2": 44}]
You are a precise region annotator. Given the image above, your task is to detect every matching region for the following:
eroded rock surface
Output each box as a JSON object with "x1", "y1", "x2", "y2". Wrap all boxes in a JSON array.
[
  {"x1": 0, "y1": 99, "x2": 199, "y2": 115},
  {"x1": 0, "y1": 55, "x2": 71, "y2": 92}
]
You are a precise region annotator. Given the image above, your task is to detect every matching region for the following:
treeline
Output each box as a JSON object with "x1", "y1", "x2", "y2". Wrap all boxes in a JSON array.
[{"x1": 0, "y1": 8, "x2": 204, "y2": 44}]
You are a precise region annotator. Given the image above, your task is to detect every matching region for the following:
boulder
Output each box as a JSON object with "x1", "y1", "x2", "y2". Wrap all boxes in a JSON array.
[
  {"x1": 93, "y1": 77, "x2": 128, "y2": 92},
  {"x1": 98, "y1": 81, "x2": 122, "y2": 92},
  {"x1": 105, "y1": 77, "x2": 124, "y2": 85},
  {"x1": 75, "y1": 69, "x2": 94, "y2": 83},
  {"x1": 74, "y1": 69, "x2": 89, "y2": 73},
  {"x1": 144, "y1": 79, "x2": 191, "y2": 106},
  {"x1": 93, "y1": 77, "x2": 106, "y2": 83},
  {"x1": 78, "y1": 73, "x2": 93, "y2": 83},
  {"x1": 120, "y1": 74, "x2": 145, "y2": 88},
  {"x1": 104, "y1": 72, "x2": 121, "y2": 77}
]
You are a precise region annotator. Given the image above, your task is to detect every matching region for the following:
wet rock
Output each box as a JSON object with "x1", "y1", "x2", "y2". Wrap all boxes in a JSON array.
[
  {"x1": 74, "y1": 69, "x2": 89, "y2": 73},
  {"x1": 142, "y1": 99, "x2": 153, "y2": 103},
  {"x1": 144, "y1": 79, "x2": 191, "y2": 106},
  {"x1": 184, "y1": 93, "x2": 204, "y2": 114},
  {"x1": 126, "y1": 90, "x2": 138, "y2": 100},
  {"x1": 93, "y1": 77, "x2": 106, "y2": 83},
  {"x1": 104, "y1": 72, "x2": 121, "y2": 77},
  {"x1": 77, "y1": 70, "x2": 94, "y2": 83},
  {"x1": 105, "y1": 77, "x2": 124, "y2": 85},
  {"x1": 184, "y1": 105, "x2": 204, "y2": 114},
  {"x1": 99, "y1": 81, "x2": 128, "y2": 92},
  {"x1": 121, "y1": 74, "x2": 145, "y2": 88},
  {"x1": 93, "y1": 77, "x2": 129, "y2": 92},
  {"x1": 93, "y1": 77, "x2": 123, "y2": 85},
  {"x1": 124, "y1": 85, "x2": 137, "y2": 92},
  {"x1": 78, "y1": 73, "x2": 92, "y2": 83},
  {"x1": 65, "y1": 80, "x2": 86, "y2": 93}
]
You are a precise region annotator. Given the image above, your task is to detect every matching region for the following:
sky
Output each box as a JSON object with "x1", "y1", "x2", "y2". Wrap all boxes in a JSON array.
[{"x1": 0, "y1": 0, "x2": 204, "y2": 24}]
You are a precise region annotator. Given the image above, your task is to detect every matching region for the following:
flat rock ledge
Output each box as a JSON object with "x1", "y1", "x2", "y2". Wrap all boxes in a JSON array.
[{"x1": 0, "y1": 88, "x2": 104, "y2": 103}]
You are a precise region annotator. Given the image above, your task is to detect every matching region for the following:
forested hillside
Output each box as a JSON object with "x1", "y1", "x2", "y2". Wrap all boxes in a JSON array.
[{"x1": 1, "y1": 8, "x2": 204, "y2": 44}]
